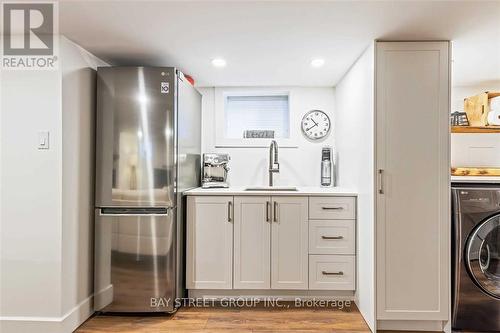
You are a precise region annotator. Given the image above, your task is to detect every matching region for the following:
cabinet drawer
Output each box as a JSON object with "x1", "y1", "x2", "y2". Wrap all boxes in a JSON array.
[
  {"x1": 309, "y1": 220, "x2": 355, "y2": 255},
  {"x1": 308, "y1": 255, "x2": 355, "y2": 290},
  {"x1": 309, "y1": 197, "x2": 356, "y2": 219}
]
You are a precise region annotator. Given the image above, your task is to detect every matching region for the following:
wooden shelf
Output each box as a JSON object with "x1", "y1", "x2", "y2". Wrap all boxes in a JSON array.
[
  {"x1": 451, "y1": 167, "x2": 500, "y2": 177},
  {"x1": 451, "y1": 126, "x2": 500, "y2": 133}
]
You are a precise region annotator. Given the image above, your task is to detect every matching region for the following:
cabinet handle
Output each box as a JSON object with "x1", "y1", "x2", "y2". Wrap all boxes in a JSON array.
[
  {"x1": 378, "y1": 169, "x2": 384, "y2": 194},
  {"x1": 321, "y1": 207, "x2": 343, "y2": 210},
  {"x1": 228, "y1": 201, "x2": 232, "y2": 222},
  {"x1": 321, "y1": 235, "x2": 344, "y2": 240},
  {"x1": 273, "y1": 201, "x2": 278, "y2": 222},
  {"x1": 266, "y1": 201, "x2": 270, "y2": 222},
  {"x1": 322, "y1": 271, "x2": 344, "y2": 276}
]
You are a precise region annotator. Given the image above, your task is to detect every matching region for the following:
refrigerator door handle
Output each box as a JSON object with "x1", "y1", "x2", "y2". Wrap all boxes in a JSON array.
[{"x1": 99, "y1": 207, "x2": 171, "y2": 216}]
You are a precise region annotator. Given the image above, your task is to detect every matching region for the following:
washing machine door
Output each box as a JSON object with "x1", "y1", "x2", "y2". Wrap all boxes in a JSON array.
[{"x1": 466, "y1": 214, "x2": 500, "y2": 299}]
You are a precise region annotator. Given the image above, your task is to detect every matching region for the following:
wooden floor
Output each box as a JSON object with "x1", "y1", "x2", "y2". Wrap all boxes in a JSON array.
[{"x1": 76, "y1": 303, "x2": 372, "y2": 333}]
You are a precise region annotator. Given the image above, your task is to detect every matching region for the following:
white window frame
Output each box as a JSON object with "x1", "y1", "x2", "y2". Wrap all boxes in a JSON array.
[{"x1": 214, "y1": 87, "x2": 298, "y2": 148}]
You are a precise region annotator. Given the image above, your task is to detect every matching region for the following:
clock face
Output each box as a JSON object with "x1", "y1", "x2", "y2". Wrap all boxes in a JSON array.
[{"x1": 301, "y1": 110, "x2": 331, "y2": 140}]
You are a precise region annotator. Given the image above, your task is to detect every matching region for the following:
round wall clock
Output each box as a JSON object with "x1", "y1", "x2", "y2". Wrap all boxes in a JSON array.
[{"x1": 301, "y1": 110, "x2": 331, "y2": 140}]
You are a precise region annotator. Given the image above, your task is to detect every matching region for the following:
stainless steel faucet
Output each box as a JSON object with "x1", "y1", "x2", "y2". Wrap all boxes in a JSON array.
[{"x1": 268, "y1": 140, "x2": 280, "y2": 186}]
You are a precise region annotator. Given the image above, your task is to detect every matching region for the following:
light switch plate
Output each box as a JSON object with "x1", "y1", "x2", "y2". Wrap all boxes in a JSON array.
[{"x1": 38, "y1": 131, "x2": 49, "y2": 150}]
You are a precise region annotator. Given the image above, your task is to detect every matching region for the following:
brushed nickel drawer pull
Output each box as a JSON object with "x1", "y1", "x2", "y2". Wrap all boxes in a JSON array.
[
  {"x1": 273, "y1": 201, "x2": 278, "y2": 222},
  {"x1": 321, "y1": 206, "x2": 344, "y2": 210},
  {"x1": 321, "y1": 235, "x2": 344, "y2": 240},
  {"x1": 266, "y1": 201, "x2": 270, "y2": 222},
  {"x1": 322, "y1": 271, "x2": 344, "y2": 276},
  {"x1": 228, "y1": 201, "x2": 233, "y2": 222}
]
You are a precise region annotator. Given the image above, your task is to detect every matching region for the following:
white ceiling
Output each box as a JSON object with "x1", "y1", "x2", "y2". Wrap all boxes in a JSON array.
[{"x1": 60, "y1": 1, "x2": 500, "y2": 87}]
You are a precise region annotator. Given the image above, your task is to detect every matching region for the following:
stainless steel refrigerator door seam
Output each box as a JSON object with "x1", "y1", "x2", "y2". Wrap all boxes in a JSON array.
[{"x1": 99, "y1": 213, "x2": 170, "y2": 217}]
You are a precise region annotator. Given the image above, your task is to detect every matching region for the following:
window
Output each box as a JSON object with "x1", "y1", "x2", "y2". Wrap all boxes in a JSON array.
[
  {"x1": 214, "y1": 88, "x2": 297, "y2": 147},
  {"x1": 224, "y1": 95, "x2": 290, "y2": 139}
]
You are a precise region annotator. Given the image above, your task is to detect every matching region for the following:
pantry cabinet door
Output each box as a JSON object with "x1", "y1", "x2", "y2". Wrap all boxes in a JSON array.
[
  {"x1": 271, "y1": 196, "x2": 308, "y2": 289},
  {"x1": 186, "y1": 196, "x2": 233, "y2": 289},
  {"x1": 376, "y1": 41, "x2": 450, "y2": 320},
  {"x1": 233, "y1": 196, "x2": 271, "y2": 289}
]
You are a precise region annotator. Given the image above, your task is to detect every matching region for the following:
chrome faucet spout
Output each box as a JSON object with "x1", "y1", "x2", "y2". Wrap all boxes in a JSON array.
[{"x1": 268, "y1": 140, "x2": 280, "y2": 186}]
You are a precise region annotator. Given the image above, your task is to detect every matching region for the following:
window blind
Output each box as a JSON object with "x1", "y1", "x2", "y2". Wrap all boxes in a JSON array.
[{"x1": 224, "y1": 95, "x2": 290, "y2": 139}]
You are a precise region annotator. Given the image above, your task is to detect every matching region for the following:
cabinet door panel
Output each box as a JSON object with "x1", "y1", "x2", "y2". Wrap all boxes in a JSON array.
[
  {"x1": 234, "y1": 196, "x2": 271, "y2": 289},
  {"x1": 376, "y1": 42, "x2": 449, "y2": 320},
  {"x1": 271, "y1": 196, "x2": 308, "y2": 289},
  {"x1": 186, "y1": 196, "x2": 233, "y2": 289}
]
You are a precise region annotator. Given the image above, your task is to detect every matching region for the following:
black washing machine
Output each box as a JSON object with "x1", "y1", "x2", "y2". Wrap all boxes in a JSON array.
[{"x1": 452, "y1": 184, "x2": 500, "y2": 331}]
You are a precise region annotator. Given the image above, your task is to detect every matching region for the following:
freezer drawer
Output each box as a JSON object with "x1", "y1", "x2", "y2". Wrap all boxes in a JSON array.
[{"x1": 94, "y1": 207, "x2": 176, "y2": 312}]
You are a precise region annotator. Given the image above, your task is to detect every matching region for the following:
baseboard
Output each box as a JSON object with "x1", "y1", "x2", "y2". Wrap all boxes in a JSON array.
[
  {"x1": 377, "y1": 319, "x2": 445, "y2": 331},
  {"x1": 188, "y1": 289, "x2": 355, "y2": 300},
  {"x1": 61, "y1": 295, "x2": 94, "y2": 332},
  {"x1": 94, "y1": 284, "x2": 113, "y2": 311},
  {"x1": 0, "y1": 295, "x2": 93, "y2": 333}
]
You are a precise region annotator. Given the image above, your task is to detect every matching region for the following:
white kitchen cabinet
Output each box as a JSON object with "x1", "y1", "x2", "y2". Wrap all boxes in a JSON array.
[
  {"x1": 234, "y1": 196, "x2": 309, "y2": 290},
  {"x1": 375, "y1": 42, "x2": 450, "y2": 321},
  {"x1": 186, "y1": 196, "x2": 233, "y2": 289},
  {"x1": 271, "y1": 196, "x2": 308, "y2": 289},
  {"x1": 233, "y1": 196, "x2": 271, "y2": 289},
  {"x1": 185, "y1": 192, "x2": 356, "y2": 294}
]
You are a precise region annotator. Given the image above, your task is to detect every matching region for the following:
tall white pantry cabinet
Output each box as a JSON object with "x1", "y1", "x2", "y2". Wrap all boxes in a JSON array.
[{"x1": 375, "y1": 41, "x2": 450, "y2": 328}]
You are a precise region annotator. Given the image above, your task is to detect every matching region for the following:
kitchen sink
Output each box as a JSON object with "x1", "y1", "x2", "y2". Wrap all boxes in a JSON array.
[{"x1": 244, "y1": 186, "x2": 298, "y2": 191}]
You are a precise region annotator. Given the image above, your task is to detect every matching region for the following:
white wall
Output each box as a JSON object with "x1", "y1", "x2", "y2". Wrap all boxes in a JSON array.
[
  {"x1": 451, "y1": 82, "x2": 500, "y2": 168},
  {"x1": 0, "y1": 65, "x2": 63, "y2": 320},
  {"x1": 0, "y1": 36, "x2": 106, "y2": 333},
  {"x1": 199, "y1": 87, "x2": 335, "y2": 187},
  {"x1": 60, "y1": 38, "x2": 107, "y2": 320},
  {"x1": 334, "y1": 44, "x2": 375, "y2": 331}
]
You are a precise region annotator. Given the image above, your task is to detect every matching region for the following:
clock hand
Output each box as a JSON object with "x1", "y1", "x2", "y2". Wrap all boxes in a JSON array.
[
  {"x1": 311, "y1": 118, "x2": 318, "y2": 126},
  {"x1": 306, "y1": 123, "x2": 318, "y2": 131}
]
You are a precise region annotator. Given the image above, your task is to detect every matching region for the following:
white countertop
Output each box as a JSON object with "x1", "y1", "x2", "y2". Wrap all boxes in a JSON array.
[
  {"x1": 184, "y1": 186, "x2": 357, "y2": 196},
  {"x1": 451, "y1": 176, "x2": 500, "y2": 184}
]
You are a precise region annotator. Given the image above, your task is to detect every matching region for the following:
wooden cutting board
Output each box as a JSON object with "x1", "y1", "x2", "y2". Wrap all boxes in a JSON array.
[
  {"x1": 464, "y1": 91, "x2": 500, "y2": 126},
  {"x1": 451, "y1": 167, "x2": 500, "y2": 176}
]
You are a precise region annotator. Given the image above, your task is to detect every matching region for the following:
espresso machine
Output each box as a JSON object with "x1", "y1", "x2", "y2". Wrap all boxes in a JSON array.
[{"x1": 202, "y1": 153, "x2": 230, "y2": 188}]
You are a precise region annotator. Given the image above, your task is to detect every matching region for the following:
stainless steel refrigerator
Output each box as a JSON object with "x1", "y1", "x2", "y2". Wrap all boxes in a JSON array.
[{"x1": 94, "y1": 67, "x2": 201, "y2": 313}]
